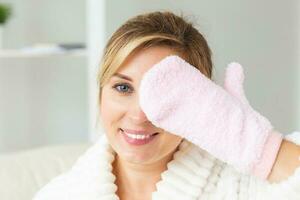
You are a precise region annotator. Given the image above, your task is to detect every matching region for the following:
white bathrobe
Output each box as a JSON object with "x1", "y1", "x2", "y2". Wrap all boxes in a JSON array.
[{"x1": 33, "y1": 132, "x2": 300, "y2": 200}]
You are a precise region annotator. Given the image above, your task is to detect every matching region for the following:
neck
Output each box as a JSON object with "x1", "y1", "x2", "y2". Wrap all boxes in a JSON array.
[{"x1": 112, "y1": 149, "x2": 176, "y2": 197}]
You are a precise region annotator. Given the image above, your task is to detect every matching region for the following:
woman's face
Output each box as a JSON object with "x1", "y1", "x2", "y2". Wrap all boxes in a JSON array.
[{"x1": 100, "y1": 46, "x2": 183, "y2": 165}]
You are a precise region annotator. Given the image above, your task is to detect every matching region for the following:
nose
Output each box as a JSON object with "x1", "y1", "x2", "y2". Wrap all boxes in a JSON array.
[{"x1": 128, "y1": 104, "x2": 149, "y2": 124}]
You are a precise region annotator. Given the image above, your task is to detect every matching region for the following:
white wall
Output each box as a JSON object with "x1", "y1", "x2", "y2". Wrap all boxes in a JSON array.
[
  {"x1": 86, "y1": 0, "x2": 106, "y2": 142},
  {"x1": 0, "y1": 57, "x2": 88, "y2": 153},
  {"x1": 0, "y1": 0, "x2": 86, "y2": 48},
  {"x1": 297, "y1": 1, "x2": 300, "y2": 133},
  {"x1": 105, "y1": 0, "x2": 300, "y2": 134},
  {"x1": 0, "y1": 0, "x2": 89, "y2": 153}
]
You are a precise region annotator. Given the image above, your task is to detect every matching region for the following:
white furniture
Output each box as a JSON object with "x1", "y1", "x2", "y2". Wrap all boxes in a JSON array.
[{"x1": 0, "y1": 142, "x2": 91, "y2": 200}]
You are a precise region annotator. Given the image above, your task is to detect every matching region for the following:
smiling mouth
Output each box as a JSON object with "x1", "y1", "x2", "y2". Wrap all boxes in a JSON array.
[
  {"x1": 119, "y1": 128, "x2": 160, "y2": 145},
  {"x1": 120, "y1": 128, "x2": 159, "y2": 136}
]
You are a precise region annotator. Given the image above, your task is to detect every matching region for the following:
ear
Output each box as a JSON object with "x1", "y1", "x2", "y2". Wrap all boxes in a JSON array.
[{"x1": 223, "y1": 62, "x2": 249, "y2": 105}]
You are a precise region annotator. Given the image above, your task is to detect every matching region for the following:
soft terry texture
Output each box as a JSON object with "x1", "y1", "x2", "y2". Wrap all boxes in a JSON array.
[
  {"x1": 138, "y1": 55, "x2": 283, "y2": 179},
  {"x1": 33, "y1": 132, "x2": 300, "y2": 200}
]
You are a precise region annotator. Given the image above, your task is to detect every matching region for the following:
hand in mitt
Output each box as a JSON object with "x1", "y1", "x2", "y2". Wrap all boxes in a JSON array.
[{"x1": 139, "y1": 55, "x2": 283, "y2": 180}]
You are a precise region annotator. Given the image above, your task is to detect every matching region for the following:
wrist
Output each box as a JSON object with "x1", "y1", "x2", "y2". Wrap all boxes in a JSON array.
[{"x1": 251, "y1": 130, "x2": 283, "y2": 180}]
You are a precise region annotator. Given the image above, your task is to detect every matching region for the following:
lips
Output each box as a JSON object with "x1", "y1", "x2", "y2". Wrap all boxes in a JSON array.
[
  {"x1": 120, "y1": 129, "x2": 159, "y2": 145},
  {"x1": 121, "y1": 128, "x2": 159, "y2": 136}
]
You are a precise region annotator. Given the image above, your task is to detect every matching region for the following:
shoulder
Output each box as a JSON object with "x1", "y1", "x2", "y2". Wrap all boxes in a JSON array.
[
  {"x1": 33, "y1": 136, "x2": 113, "y2": 200},
  {"x1": 33, "y1": 173, "x2": 69, "y2": 199}
]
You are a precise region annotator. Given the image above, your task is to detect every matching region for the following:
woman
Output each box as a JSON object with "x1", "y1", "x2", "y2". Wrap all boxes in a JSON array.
[{"x1": 34, "y1": 11, "x2": 300, "y2": 200}]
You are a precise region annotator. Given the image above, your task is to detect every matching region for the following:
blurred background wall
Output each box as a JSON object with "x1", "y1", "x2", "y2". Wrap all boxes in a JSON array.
[
  {"x1": 0, "y1": 0, "x2": 299, "y2": 153},
  {"x1": 0, "y1": 0, "x2": 88, "y2": 153}
]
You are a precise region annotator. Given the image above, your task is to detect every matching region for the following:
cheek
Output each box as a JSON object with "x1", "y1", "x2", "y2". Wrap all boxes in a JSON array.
[
  {"x1": 100, "y1": 88, "x2": 130, "y2": 128},
  {"x1": 153, "y1": 133, "x2": 183, "y2": 158},
  {"x1": 161, "y1": 134, "x2": 183, "y2": 151}
]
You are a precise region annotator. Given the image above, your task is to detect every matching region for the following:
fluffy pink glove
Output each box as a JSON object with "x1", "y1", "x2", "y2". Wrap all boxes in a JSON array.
[{"x1": 139, "y1": 55, "x2": 283, "y2": 180}]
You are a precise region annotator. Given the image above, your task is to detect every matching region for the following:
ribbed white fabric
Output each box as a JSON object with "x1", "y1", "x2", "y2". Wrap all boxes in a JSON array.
[{"x1": 34, "y1": 132, "x2": 300, "y2": 200}]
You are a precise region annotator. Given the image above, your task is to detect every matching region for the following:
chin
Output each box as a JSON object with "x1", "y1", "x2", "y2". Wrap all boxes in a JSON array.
[{"x1": 116, "y1": 148, "x2": 158, "y2": 164}]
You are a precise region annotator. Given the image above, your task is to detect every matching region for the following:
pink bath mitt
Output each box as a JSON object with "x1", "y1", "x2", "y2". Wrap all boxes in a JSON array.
[{"x1": 139, "y1": 55, "x2": 283, "y2": 180}]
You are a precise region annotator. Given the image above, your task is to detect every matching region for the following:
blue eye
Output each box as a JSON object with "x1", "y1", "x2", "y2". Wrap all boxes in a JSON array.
[{"x1": 113, "y1": 83, "x2": 133, "y2": 94}]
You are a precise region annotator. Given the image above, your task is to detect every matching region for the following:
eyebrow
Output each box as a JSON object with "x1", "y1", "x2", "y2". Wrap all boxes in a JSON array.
[{"x1": 112, "y1": 73, "x2": 133, "y2": 82}]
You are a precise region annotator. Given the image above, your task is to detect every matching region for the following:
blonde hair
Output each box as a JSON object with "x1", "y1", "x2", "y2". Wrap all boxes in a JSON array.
[{"x1": 96, "y1": 11, "x2": 214, "y2": 140}]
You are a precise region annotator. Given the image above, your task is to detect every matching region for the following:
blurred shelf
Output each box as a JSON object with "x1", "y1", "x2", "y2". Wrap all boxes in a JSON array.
[{"x1": 0, "y1": 49, "x2": 87, "y2": 58}]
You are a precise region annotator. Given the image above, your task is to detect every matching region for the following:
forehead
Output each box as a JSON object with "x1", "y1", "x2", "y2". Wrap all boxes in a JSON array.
[{"x1": 115, "y1": 46, "x2": 180, "y2": 82}]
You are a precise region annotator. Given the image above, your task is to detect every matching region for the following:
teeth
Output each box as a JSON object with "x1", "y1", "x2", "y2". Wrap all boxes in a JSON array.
[{"x1": 122, "y1": 130, "x2": 153, "y2": 140}]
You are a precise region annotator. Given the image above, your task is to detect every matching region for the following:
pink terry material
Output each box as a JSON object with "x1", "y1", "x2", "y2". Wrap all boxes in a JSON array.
[
  {"x1": 139, "y1": 55, "x2": 283, "y2": 180},
  {"x1": 251, "y1": 131, "x2": 283, "y2": 179}
]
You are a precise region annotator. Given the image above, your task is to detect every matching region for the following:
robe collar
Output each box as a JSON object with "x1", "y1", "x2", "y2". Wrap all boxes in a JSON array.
[{"x1": 66, "y1": 134, "x2": 219, "y2": 200}]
